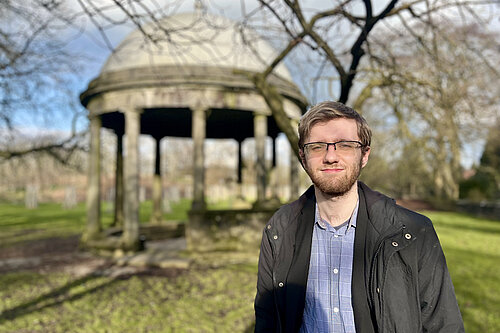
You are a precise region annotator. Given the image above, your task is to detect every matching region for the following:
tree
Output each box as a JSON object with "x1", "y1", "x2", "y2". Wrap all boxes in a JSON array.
[
  {"x1": 356, "y1": 16, "x2": 499, "y2": 200},
  {"x1": 67, "y1": 1, "x2": 498, "y2": 163},
  {"x1": 460, "y1": 122, "x2": 500, "y2": 200},
  {"x1": 238, "y1": 0, "x2": 499, "y2": 162},
  {"x1": 0, "y1": 0, "x2": 87, "y2": 164},
  {"x1": 0, "y1": 133, "x2": 87, "y2": 204},
  {"x1": 4, "y1": 0, "x2": 498, "y2": 202}
]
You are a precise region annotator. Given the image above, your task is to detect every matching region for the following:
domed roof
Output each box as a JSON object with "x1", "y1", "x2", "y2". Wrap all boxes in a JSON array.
[{"x1": 101, "y1": 11, "x2": 293, "y2": 81}]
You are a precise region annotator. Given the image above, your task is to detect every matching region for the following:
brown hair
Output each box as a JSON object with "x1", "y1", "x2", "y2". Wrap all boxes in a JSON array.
[{"x1": 298, "y1": 101, "x2": 371, "y2": 152}]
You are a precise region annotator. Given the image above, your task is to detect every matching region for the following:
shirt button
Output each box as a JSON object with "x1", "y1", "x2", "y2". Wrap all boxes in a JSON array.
[
  {"x1": 333, "y1": 307, "x2": 339, "y2": 313},
  {"x1": 334, "y1": 234, "x2": 339, "y2": 238},
  {"x1": 273, "y1": 235, "x2": 278, "y2": 240},
  {"x1": 392, "y1": 241, "x2": 399, "y2": 247},
  {"x1": 278, "y1": 282, "x2": 284, "y2": 287},
  {"x1": 267, "y1": 225, "x2": 272, "y2": 230},
  {"x1": 333, "y1": 268, "x2": 339, "y2": 274},
  {"x1": 405, "y1": 233, "x2": 412, "y2": 240}
]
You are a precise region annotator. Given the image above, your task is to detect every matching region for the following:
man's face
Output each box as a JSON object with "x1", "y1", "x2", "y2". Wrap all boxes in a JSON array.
[{"x1": 300, "y1": 118, "x2": 370, "y2": 197}]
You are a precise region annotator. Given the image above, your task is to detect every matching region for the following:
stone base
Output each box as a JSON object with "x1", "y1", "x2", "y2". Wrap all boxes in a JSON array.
[
  {"x1": 186, "y1": 207, "x2": 280, "y2": 252},
  {"x1": 80, "y1": 236, "x2": 143, "y2": 255},
  {"x1": 115, "y1": 238, "x2": 190, "y2": 269},
  {"x1": 80, "y1": 223, "x2": 185, "y2": 255},
  {"x1": 252, "y1": 196, "x2": 282, "y2": 210}
]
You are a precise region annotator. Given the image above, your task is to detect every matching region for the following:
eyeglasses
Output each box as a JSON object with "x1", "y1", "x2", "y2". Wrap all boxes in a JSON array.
[{"x1": 302, "y1": 141, "x2": 365, "y2": 157}]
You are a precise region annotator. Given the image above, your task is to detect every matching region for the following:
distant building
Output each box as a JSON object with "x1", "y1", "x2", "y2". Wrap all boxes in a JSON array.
[{"x1": 80, "y1": 12, "x2": 307, "y2": 250}]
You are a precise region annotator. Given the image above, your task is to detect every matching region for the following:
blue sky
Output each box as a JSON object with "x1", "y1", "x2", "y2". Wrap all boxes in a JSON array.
[{"x1": 11, "y1": 0, "x2": 498, "y2": 168}]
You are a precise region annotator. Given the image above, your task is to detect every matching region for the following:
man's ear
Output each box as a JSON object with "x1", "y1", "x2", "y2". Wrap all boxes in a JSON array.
[
  {"x1": 361, "y1": 146, "x2": 370, "y2": 168},
  {"x1": 299, "y1": 149, "x2": 306, "y2": 169}
]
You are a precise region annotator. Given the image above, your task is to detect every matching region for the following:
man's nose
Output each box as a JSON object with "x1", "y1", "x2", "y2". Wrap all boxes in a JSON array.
[{"x1": 323, "y1": 144, "x2": 339, "y2": 163}]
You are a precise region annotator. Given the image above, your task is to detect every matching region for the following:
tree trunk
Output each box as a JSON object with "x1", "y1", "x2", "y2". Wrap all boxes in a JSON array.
[{"x1": 252, "y1": 74, "x2": 300, "y2": 159}]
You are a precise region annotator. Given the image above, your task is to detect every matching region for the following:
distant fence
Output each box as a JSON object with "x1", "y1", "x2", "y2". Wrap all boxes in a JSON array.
[{"x1": 456, "y1": 200, "x2": 500, "y2": 221}]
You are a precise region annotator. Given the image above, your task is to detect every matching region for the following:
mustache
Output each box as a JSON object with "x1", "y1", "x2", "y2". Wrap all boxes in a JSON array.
[{"x1": 320, "y1": 163, "x2": 345, "y2": 168}]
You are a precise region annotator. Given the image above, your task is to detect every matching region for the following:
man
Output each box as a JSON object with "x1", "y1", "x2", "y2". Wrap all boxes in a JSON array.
[{"x1": 254, "y1": 101, "x2": 464, "y2": 332}]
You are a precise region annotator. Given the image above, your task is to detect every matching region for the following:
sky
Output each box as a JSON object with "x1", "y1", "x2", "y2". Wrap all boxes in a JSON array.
[
  {"x1": 10, "y1": 0, "x2": 499, "y2": 168},
  {"x1": 63, "y1": 0, "x2": 406, "y2": 98}
]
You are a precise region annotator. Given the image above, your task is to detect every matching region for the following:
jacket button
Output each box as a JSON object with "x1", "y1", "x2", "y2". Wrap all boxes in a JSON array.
[
  {"x1": 392, "y1": 241, "x2": 399, "y2": 247},
  {"x1": 278, "y1": 282, "x2": 284, "y2": 287},
  {"x1": 405, "y1": 233, "x2": 412, "y2": 240},
  {"x1": 273, "y1": 235, "x2": 278, "y2": 240},
  {"x1": 267, "y1": 225, "x2": 272, "y2": 229},
  {"x1": 376, "y1": 287, "x2": 380, "y2": 293}
]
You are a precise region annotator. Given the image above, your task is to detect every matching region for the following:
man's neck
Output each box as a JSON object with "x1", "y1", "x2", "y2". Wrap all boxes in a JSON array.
[{"x1": 314, "y1": 182, "x2": 359, "y2": 227}]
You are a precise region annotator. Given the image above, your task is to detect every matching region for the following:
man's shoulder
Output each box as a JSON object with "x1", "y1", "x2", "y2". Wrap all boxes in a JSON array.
[
  {"x1": 389, "y1": 202, "x2": 435, "y2": 241},
  {"x1": 360, "y1": 181, "x2": 433, "y2": 230},
  {"x1": 267, "y1": 186, "x2": 315, "y2": 230}
]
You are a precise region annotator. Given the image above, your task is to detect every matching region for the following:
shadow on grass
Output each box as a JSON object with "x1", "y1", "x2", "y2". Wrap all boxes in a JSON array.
[
  {"x1": 0, "y1": 264, "x2": 116, "y2": 324},
  {"x1": 244, "y1": 322, "x2": 255, "y2": 332}
]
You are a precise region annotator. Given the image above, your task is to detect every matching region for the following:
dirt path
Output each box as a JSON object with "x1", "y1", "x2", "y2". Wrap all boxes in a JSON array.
[
  {"x1": 0, "y1": 236, "x2": 105, "y2": 274},
  {"x1": 0, "y1": 236, "x2": 186, "y2": 278}
]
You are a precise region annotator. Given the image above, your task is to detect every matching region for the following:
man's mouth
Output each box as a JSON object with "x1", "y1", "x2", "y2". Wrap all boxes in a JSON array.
[{"x1": 320, "y1": 167, "x2": 344, "y2": 173}]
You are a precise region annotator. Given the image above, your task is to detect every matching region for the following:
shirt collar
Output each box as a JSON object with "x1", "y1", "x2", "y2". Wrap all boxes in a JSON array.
[{"x1": 315, "y1": 198, "x2": 359, "y2": 231}]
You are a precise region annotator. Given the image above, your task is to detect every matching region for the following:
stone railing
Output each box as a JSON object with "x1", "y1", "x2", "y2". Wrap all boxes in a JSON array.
[
  {"x1": 456, "y1": 200, "x2": 500, "y2": 220},
  {"x1": 186, "y1": 208, "x2": 278, "y2": 252}
]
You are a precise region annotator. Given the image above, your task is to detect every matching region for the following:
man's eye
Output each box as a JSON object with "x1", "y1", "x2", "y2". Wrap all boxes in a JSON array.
[
  {"x1": 310, "y1": 144, "x2": 324, "y2": 151},
  {"x1": 337, "y1": 142, "x2": 352, "y2": 149}
]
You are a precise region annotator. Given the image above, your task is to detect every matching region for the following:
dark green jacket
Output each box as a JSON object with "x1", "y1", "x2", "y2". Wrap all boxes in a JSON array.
[{"x1": 255, "y1": 182, "x2": 464, "y2": 332}]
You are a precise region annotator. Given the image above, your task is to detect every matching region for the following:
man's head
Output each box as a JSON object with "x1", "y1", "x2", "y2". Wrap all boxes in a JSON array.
[
  {"x1": 298, "y1": 101, "x2": 371, "y2": 151},
  {"x1": 298, "y1": 101, "x2": 372, "y2": 197}
]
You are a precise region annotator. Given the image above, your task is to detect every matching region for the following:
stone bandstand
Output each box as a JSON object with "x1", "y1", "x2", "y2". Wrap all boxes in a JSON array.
[{"x1": 80, "y1": 12, "x2": 307, "y2": 252}]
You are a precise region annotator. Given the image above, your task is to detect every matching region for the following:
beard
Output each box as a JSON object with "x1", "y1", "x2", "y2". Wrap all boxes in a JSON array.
[{"x1": 304, "y1": 156, "x2": 363, "y2": 197}]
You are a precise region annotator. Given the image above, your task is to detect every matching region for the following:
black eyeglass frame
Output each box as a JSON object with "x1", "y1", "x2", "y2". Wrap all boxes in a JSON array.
[{"x1": 302, "y1": 140, "x2": 366, "y2": 153}]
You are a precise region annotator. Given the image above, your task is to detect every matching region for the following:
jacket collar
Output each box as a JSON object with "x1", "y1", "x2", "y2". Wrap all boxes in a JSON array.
[
  {"x1": 358, "y1": 181, "x2": 403, "y2": 237},
  {"x1": 282, "y1": 186, "x2": 315, "y2": 332},
  {"x1": 297, "y1": 182, "x2": 404, "y2": 243}
]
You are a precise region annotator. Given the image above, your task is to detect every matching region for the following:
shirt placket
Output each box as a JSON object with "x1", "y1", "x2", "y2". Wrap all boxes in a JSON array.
[
  {"x1": 339, "y1": 225, "x2": 351, "y2": 331},
  {"x1": 329, "y1": 225, "x2": 343, "y2": 332}
]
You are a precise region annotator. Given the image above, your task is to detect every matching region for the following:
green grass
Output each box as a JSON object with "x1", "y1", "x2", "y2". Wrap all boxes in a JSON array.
[
  {"x1": 0, "y1": 202, "x2": 88, "y2": 249},
  {"x1": 0, "y1": 205, "x2": 499, "y2": 332},
  {"x1": 0, "y1": 199, "x2": 191, "y2": 249},
  {"x1": 0, "y1": 263, "x2": 257, "y2": 332},
  {"x1": 425, "y1": 211, "x2": 500, "y2": 333}
]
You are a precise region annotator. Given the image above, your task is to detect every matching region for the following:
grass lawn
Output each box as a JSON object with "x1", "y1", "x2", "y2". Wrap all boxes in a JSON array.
[
  {"x1": 425, "y1": 211, "x2": 500, "y2": 333},
  {"x1": 0, "y1": 203, "x2": 499, "y2": 332},
  {"x1": 0, "y1": 259, "x2": 257, "y2": 332},
  {"x1": 0, "y1": 200, "x2": 191, "y2": 250}
]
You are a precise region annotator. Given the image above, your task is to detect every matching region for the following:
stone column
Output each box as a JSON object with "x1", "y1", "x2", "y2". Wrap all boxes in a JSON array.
[
  {"x1": 254, "y1": 113, "x2": 267, "y2": 206},
  {"x1": 151, "y1": 136, "x2": 163, "y2": 224},
  {"x1": 237, "y1": 140, "x2": 243, "y2": 185},
  {"x1": 122, "y1": 108, "x2": 141, "y2": 251},
  {"x1": 236, "y1": 140, "x2": 245, "y2": 199},
  {"x1": 84, "y1": 115, "x2": 102, "y2": 242},
  {"x1": 113, "y1": 129, "x2": 124, "y2": 227},
  {"x1": 272, "y1": 136, "x2": 277, "y2": 168},
  {"x1": 191, "y1": 107, "x2": 206, "y2": 211}
]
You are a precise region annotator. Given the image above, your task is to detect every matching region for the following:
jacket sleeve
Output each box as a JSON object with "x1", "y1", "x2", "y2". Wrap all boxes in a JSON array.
[
  {"x1": 254, "y1": 224, "x2": 278, "y2": 332},
  {"x1": 418, "y1": 223, "x2": 465, "y2": 333}
]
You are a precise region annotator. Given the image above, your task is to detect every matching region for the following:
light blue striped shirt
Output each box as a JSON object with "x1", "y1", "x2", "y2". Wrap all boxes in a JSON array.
[{"x1": 299, "y1": 200, "x2": 359, "y2": 333}]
